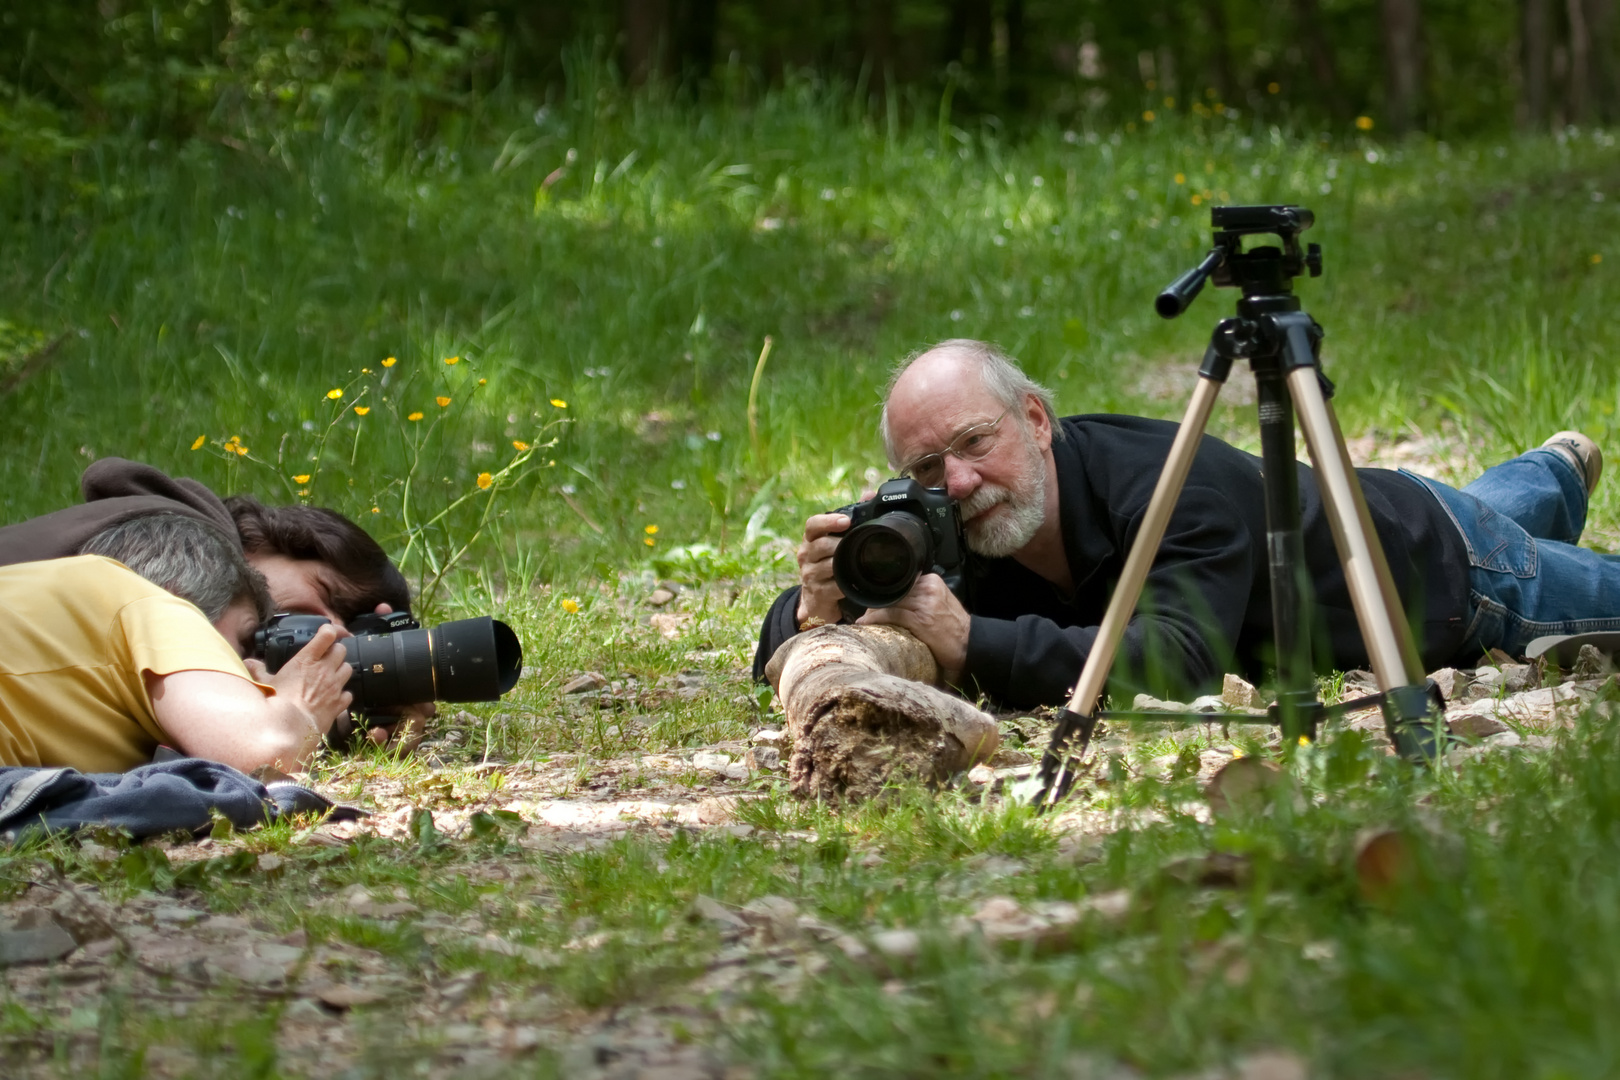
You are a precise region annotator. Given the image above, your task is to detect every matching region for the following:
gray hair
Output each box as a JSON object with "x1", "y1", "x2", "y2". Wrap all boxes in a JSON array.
[
  {"x1": 878, "y1": 339, "x2": 1064, "y2": 467},
  {"x1": 80, "y1": 514, "x2": 271, "y2": 624}
]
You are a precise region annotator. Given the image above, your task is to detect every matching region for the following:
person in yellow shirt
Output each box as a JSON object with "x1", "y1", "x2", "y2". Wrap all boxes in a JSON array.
[{"x1": 0, "y1": 515, "x2": 352, "y2": 774}]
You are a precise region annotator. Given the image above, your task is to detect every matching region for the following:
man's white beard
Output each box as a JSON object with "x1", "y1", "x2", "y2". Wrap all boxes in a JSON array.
[{"x1": 959, "y1": 439, "x2": 1047, "y2": 558}]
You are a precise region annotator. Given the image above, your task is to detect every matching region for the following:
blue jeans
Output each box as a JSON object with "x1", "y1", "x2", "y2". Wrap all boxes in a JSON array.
[{"x1": 1405, "y1": 448, "x2": 1620, "y2": 659}]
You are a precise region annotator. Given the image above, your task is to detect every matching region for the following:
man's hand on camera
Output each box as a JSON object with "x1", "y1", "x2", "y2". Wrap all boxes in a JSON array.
[
  {"x1": 245, "y1": 622, "x2": 353, "y2": 733},
  {"x1": 795, "y1": 512, "x2": 852, "y2": 629},
  {"x1": 855, "y1": 573, "x2": 969, "y2": 685}
]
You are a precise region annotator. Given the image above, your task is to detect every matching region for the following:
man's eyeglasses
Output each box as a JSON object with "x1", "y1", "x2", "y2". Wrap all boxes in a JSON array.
[{"x1": 899, "y1": 411, "x2": 1009, "y2": 488}]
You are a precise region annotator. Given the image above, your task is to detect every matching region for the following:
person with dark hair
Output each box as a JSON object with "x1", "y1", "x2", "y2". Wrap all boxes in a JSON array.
[
  {"x1": 0, "y1": 515, "x2": 351, "y2": 772},
  {"x1": 223, "y1": 495, "x2": 411, "y2": 624},
  {"x1": 0, "y1": 457, "x2": 428, "y2": 749}
]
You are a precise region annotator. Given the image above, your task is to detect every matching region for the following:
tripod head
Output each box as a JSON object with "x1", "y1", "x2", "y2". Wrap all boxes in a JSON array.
[{"x1": 1156, "y1": 204, "x2": 1323, "y2": 318}]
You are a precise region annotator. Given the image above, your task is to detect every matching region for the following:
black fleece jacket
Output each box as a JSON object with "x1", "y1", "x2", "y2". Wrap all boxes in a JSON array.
[{"x1": 754, "y1": 415, "x2": 1472, "y2": 708}]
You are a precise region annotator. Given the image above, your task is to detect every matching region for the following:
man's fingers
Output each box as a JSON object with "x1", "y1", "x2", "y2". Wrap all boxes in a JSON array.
[
  {"x1": 802, "y1": 513, "x2": 851, "y2": 542},
  {"x1": 243, "y1": 658, "x2": 270, "y2": 681}
]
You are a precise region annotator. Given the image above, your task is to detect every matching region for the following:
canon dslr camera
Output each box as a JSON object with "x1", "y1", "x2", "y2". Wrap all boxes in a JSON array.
[
  {"x1": 255, "y1": 610, "x2": 523, "y2": 712},
  {"x1": 831, "y1": 477, "x2": 967, "y2": 617}
]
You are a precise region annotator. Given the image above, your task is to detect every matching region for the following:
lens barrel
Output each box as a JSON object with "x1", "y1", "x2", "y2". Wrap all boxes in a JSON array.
[
  {"x1": 832, "y1": 512, "x2": 935, "y2": 609},
  {"x1": 258, "y1": 615, "x2": 523, "y2": 710}
]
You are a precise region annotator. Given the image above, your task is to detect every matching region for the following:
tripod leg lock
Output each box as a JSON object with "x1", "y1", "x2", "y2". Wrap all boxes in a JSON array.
[{"x1": 1381, "y1": 680, "x2": 1448, "y2": 762}]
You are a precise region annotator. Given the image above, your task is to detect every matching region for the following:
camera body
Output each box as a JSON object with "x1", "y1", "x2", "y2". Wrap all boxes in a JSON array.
[
  {"x1": 254, "y1": 611, "x2": 522, "y2": 711},
  {"x1": 831, "y1": 477, "x2": 967, "y2": 616}
]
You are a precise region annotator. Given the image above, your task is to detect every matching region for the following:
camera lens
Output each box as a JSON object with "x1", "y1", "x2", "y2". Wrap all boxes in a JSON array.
[
  {"x1": 833, "y1": 512, "x2": 935, "y2": 608},
  {"x1": 345, "y1": 617, "x2": 524, "y2": 709}
]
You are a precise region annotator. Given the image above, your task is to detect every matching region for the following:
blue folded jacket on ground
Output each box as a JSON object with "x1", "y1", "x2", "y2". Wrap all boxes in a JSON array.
[{"x1": 0, "y1": 758, "x2": 360, "y2": 840}]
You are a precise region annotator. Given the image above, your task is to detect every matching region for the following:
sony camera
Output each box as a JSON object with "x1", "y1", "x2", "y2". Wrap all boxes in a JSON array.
[
  {"x1": 831, "y1": 477, "x2": 967, "y2": 616},
  {"x1": 254, "y1": 610, "x2": 523, "y2": 711}
]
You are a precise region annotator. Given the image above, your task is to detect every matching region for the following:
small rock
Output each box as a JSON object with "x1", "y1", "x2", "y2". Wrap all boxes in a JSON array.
[
  {"x1": 1574, "y1": 644, "x2": 1617, "y2": 679},
  {"x1": 1467, "y1": 667, "x2": 1504, "y2": 700},
  {"x1": 870, "y1": 928, "x2": 920, "y2": 960},
  {"x1": 1205, "y1": 758, "x2": 1283, "y2": 818},
  {"x1": 744, "y1": 746, "x2": 781, "y2": 772},
  {"x1": 740, "y1": 896, "x2": 801, "y2": 943},
  {"x1": 966, "y1": 764, "x2": 996, "y2": 785},
  {"x1": 1447, "y1": 708, "x2": 1508, "y2": 738},
  {"x1": 676, "y1": 671, "x2": 708, "y2": 690},
  {"x1": 647, "y1": 587, "x2": 677, "y2": 607},
  {"x1": 256, "y1": 853, "x2": 285, "y2": 873},
  {"x1": 723, "y1": 762, "x2": 751, "y2": 782},
  {"x1": 1428, "y1": 667, "x2": 1471, "y2": 702},
  {"x1": 691, "y1": 895, "x2": 748, "y2": 931},
  {"x1": 989, "y1": 748, "x2": 1034, "y2": 767},
  {"x1": 750, "y1": 728, "x2": 788, "y2": 745},
  {"x1": 0, "y1": 910, "x2": 77, "y2": 965},
  {"x1": 1188, "y1": 694, "x2": 1225, "y2": 712},
  {"x1": 1131, "y1": 694, "x2": 1188, "y2": 712},
  {"x1": 1080, "y1": 890, "x2": 1132, "y2": 923},
  {"x1": 1222, "y1": 674, "x2": 1264, "y2": 709},
  {"x1": 691, "y1": 751, "x2": 731, "y2": 774},
  {"x1": 1501, "y1": 663, "x2": 1535, "y2": 692},
  {"x1": 49, "y1": 890, "x2": 115, "y2": 945},
  {"x1": 1234, "y1": 1050, "x2": 1309, "y2": 1080},
  {"x1": 561, "y1": 672, "x2": 608, "y2": 695},
  {"x1": 152, "y1": 906, "x2": 205, "y2": 926}
]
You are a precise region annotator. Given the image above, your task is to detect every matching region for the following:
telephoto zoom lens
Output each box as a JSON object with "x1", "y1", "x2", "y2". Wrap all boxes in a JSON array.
[
  {"x1": 345, "y1": 617, "x2": 524, "y2": 709},
  {"x1": 257, "y1": 615, "x2": 523, "y2": 710},
  {"x1": 832, "y1": 512, "x2": 935, "y2": 609}
]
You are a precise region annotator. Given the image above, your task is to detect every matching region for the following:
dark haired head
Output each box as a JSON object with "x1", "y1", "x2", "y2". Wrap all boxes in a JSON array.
[{"x1": 224, "y1": 496, "x2": 411, "y2": 623}]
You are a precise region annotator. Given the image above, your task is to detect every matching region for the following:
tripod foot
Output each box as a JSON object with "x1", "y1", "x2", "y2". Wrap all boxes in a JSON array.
[{"x1": 1382, "y1": 682, "x2": 1448, "y2": 763}]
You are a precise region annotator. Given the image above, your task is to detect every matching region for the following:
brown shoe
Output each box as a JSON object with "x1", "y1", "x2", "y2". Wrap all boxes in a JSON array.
[{"x1": 1542, "y1": 431, "x2": 1603, "y2": 497}]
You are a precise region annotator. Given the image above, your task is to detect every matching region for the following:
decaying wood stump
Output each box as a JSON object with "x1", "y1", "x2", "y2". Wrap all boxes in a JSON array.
[{"x1": 763, "y1": 624, "x2": 1000, "y2": 801}]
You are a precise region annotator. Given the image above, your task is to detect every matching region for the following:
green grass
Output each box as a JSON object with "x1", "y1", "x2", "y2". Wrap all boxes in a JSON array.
[{"x1": 5, "y1": 73, "x2": 1620, "y2": 1078}]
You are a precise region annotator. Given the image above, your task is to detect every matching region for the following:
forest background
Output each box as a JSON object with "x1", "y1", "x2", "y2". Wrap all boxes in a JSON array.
[{"x1": 3, "y1": 4, "x2": 1620, "y2": 1077}]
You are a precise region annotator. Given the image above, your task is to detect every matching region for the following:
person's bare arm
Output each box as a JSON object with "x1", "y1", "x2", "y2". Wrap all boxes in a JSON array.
[{"x1": 146, "y1": 623, "x2": 353, "y2": 773}]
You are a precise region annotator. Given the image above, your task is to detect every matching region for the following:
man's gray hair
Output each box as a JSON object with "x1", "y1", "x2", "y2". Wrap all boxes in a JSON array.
[
  {"x1": 80, "y1": 514, "x2": 271, "y2": 624},
  {"x1": 878, "y1": 339, "x2": 1064, "y2": 467}
]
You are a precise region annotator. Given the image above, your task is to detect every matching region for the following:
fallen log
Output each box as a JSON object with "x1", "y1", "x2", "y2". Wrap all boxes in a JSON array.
[{"x1": 763, "y1": 624, "x2": 1000, "y2": 801}]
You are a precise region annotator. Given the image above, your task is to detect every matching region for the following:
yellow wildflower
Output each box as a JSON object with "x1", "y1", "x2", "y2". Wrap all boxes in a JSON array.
[
  {"x1": 444, "y1": 356, "x2": 460, "y2": 366},
  {"x1": 1592, "y1": 253, "x2": 1603, "y2": 265},
  {"x1": 232, "y1": 444, "x2": 249, "y2": 456},
  {"x1": 512, "y1": 440, "x2": 531, "y2": 451},
  {"x1": 645, "y1": 524, "x2": 658, "y2": 535},
  {"x1": 561, "y1": 598, "x2": 580, "y2": 614},
  {"x1": 1191, "y1": 194, "x2": 1203, "y2": 206},
  {"x1": 327, "y1": 388, "x2": 343, "y2": 400},
  {"x1": 1355, "y1": 115, "x2": 1374, "y2": 131},
  {"x1": 477, "y1": 472, "x2": 493, "y2": 489},
  {"x1": 292, "y1": 474, "x2": 311, "y2": 484},
  {"x1": 1142, "y1": 110, "x2": 1156, "y2": 123},
  {"x1": 354, "y1": 406, "x2": 370, "y2": 416},
  {"x1": 478, "y1": 378, "x2": 487, "y2": 385},
  {"x1": 550, "y1": 398, "x2": 567, "y2": 408},
  {"x1": 1174, "y1": 173, "x2": 1185, "y2": 185},
  {"x1": 407, "y1": 411, "x2": 424, "y2": 422},
  {"x1": 1267, "y1": 82, "x2": 1280, "y2": 94},
  {"x1": 436, "y1": 396, "x2": 452, "y2": 408},
  {"x1": 362, "y1": 368, "x2": 372, "y2": 374},
  {"x1": 191, "y1": 435, "x2": 206, "y2": 451},
  {"x1": 371, "y1": 507, "x2": 380, "y2": 513},
  {"x1": 644, "y1": 537, "x2": 656, "y2": 547},
  {"x1": 382, "y1": 357, "x2": 397, "y2": 367}
]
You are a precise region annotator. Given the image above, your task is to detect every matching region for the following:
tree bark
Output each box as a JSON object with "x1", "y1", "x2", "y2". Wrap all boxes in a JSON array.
[
  {"x1": 1203, "y1": 0, "x2": 1235, "y2": 103},
  {"x1": 764, "y1": 624, "x2": 1001, "y2": 802},
  {"x1": 1589, "y1": 0, "x2": 1617, "y2": 121},
  {"x1": 1292, "y1": 0, "x2": 1345, "y2": 119},
  {"x1": 1523, "y1": 0, "x2": 1552, "y2": 127},
  {"x1": 1380, "y1": 0, "x2": 1425, "y2": 132},
  {"x1": 621, "y1": 0, "x2": 669, "y2": 86},
  {"x1": 1568, "y1": 0, "x2": 1592, "y2": 121}
]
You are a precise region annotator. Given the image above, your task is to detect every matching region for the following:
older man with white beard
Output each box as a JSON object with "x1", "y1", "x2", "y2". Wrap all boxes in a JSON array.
[{"x1": 753, "y1": 339, "x2": 1620, "y2": 708}]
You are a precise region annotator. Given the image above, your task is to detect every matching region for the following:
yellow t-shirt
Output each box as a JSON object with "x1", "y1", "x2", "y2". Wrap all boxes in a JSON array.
[{"x1": 0, "y1": 556, "x2": 264, "y2": 772}]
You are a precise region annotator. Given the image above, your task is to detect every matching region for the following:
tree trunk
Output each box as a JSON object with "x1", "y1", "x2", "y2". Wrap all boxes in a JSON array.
[
  {"x1": 1203, "y1": 0, "x2": 1235, "y2": 103},
  {"x1": 764, "y1": 624, "x2": 1001, "y2": 802},
  {"x1": 1590, "y1": 0, "x2": 1617, "y2": 121},
  {"x1": 1523, "y1": 0, "x2": 1552, "y2": 127},
  {"x1": 672, "y1": 0, "x2": 720, "y2": 80},
  {"x1": 622, "y1": 0, "x2": 669, "y2": 86},
  {"x1": 1293, "y1": 0, "x2": 1346, "y2": 120},
  {"x1": 1568, "y1": 0, "x2": 1592, "y2": 121},
  {"x1": 1380, "y1": 0, "x2": 1425, "y2": 131}
]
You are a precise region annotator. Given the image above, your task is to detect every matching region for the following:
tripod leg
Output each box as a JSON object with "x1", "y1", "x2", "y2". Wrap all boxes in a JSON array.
[
  {"x1": 1285, "y1": 363, "x2": 1443, "y2": 757},
  {"x1": 1253, "y1": 358, "x2": 1318, "y2": 742},
  {"x1": 1034, "y1": 352, "x2": 1229, "y2": 806}
]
